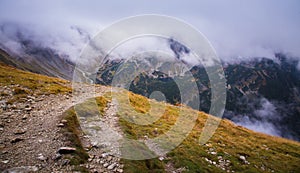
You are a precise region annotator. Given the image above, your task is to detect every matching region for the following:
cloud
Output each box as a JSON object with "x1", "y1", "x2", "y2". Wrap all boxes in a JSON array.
[
  {"x1": 0, "y1": 22, "x2": 94, "y2": 62},
  {"x1": 231, "y1": 97, "x2": 298, "y2": 140},
  {"x1": 0, "y1": 0, "x2": 299, "y2": 62},
  {"x1": 237, "y1": 116, "x2": 281, "y2": 137}
]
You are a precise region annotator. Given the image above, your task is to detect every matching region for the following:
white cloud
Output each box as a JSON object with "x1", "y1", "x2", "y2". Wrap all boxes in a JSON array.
[{"x1": 0, "y1": 0, "x2": 299, "y2": 62}]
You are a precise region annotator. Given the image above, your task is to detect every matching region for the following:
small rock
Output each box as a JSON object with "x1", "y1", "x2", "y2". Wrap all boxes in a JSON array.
[
  {"x1": 14, "y1": 129, "x2": 27, "y2": 135},
  {"x1": 22, "y1": 114, "x2": 28, "y2": 120},
  {"x1": 91, "y1": 141, "x2": 98, "y2": 148},
  {"x1": 37, "y1": 154, "x2": 47, "y2": 161},
  {"x1": 24, "y1": 107, "x2": 32, "y2": 111},
  {"x1": 57, "y1": 123, "x2": 64, "y2": 127},
  {"x1": 53, "y1": 153, "x2": 62, "y2": 160},
  {"x1": 107, "y1": 163, "x2": 116, "y2": 170},
  {"x1": 101, "y1": 153, "x2": 108, "y2": 158},
  {"x1": 239, "y1": 156, "x2": 246, "y2": 161},
  {"x1": 92, "y1": 169, "x2": 98, "y2": 173},
  {"x1": 2, "y1": 166, "x2": 39, "y2": 172},
  {"x1": 211, "y1": 152, "x2": 217, "y2": 155},
  {"x1": 11, "y1": 137, "x2": 24, "y2": 143},
  {"x1": 61, "y1": 159, "x2": 70, "y2": 166},
  {"x1": 106, "y1": 156, "x2": 112, "y2": 161},
  {"x1": 61, "y1": 119, "x2": 68, "y2": 123},
  {"x1": 58, "y1": 147, "x2": 76, "y2": 154},
  {"x1": 103, "y1": 163, "x2": 109, "y2": 168},
  {"x1": 117, "y1": 169, "x2": 123, "y2": 173},
  {"x1": 1, "y1": 160, "x2": 9, "y2": 164},
  {"x1": 239, "y1": 155, "x2": 249, "y2": 164},
  {"x1": 158, "y1": 156, "x2": 164, "y2": 161}
]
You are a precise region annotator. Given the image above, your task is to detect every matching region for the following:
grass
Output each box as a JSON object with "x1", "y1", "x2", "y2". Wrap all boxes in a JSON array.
[
  {"x1": 116, "y1": 91, "x2": 300, "y2": 172},
  {"x1": 2, "y1": 63, "x2": 299, "y2": 172},
  {"x1": 59, "y1": 96, "x2": 112, "y2": 172},
  {"x1": 74, "y1": 96, "x2": 109, "y2": 118},
  {"x1": 71, "y1": 90, "x2": 300, "y2": 172},
  {"x1": 0, "y1": 63, "x2": 71, "y2": 104},
  {"x1": 60, "y1": 108, "x2": 89, "y2": 172}
]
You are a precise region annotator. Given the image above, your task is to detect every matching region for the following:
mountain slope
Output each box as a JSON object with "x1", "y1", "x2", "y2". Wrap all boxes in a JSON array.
[
  {"x1": 67, "y1": 80, "x2": 300, "y2": 173},
  {"x1": 0, "y1": 46, "x2": 75, "y2": 80},
  {"x1": 96, "y1": 54, "x2": 300, "y2": 141},
  {"x1": 0, "y1": 62, "x2": 300, "y2": 172}
]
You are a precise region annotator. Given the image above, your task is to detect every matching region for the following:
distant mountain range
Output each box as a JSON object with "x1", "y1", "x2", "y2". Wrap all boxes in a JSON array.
[{"x1": 1, "y1": 38, "x2": 299, "y2": 141}]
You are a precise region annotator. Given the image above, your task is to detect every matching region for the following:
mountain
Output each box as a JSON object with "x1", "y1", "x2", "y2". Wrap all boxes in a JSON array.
[
  {"x1": 0, "y1": 36, "x2": 75, "y2": 80},
  {"x1": 0, "y1": 62, "x2": 300, "y2": 172},
  {"x1": 1, "y1": 34, "x2": 299, "y2": 142},
  {"x1": 95, "y1": 52, "x2": 300, "y2": 141}
]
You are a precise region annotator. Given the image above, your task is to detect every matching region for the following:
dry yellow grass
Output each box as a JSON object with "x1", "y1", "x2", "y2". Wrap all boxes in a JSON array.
[{"x1": 2, "y1": 62, "x2": 299, "y2": 172}]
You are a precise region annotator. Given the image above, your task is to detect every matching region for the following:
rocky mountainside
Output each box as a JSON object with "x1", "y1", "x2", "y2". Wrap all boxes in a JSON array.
[{"x1": 96, "y1": 52, "x2": 300, "y2": 141}]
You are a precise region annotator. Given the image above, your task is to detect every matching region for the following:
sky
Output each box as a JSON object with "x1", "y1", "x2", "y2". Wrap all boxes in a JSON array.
[{"x1": 0, "y1": 0, "x2": 300, "y2": 62}]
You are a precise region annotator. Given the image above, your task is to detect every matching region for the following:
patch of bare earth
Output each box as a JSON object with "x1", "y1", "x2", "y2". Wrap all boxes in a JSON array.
[{"x1": 0, "y1": 84, "x2": 124, "y2": 172}]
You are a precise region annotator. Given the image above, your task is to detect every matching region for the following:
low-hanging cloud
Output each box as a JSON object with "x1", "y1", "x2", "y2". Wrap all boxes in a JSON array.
[
  {"x1": 231, "y1": 97, "x2": 297, "y2": 140},
  {"x1": 0, "y1": 22, "x2": 94, "y2": 62},
  {"x1": 0, "y1": 0, "x2": 299, "y2": 63}
]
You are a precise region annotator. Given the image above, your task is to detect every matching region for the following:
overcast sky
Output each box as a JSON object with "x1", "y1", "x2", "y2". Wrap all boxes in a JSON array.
[{"x1": 0, "y1": 0, "x2": 299, "y2": 61}]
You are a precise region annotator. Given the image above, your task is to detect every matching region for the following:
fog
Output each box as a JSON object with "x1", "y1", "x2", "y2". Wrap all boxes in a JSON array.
[
  {"x1": 230, "y1": 97, "x2": 298, "y2": 140},
  {"x1": 0, "y1": 0, "x2": 299, "y2": 62},
  {"x1": 0, "y1": 0, "x2": 299, "y2": 140}
]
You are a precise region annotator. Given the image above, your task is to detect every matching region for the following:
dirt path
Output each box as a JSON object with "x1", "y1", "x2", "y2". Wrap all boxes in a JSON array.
[{"x1": 0, "y1": 84, "x2": 124, "y2": 172}]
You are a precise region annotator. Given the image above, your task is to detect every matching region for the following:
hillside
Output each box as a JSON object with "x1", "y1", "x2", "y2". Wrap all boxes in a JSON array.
[
  {"x1": 96, "y1": 54, "x2": 300, "y2": 141},
  {"x1": 0, "y1": 46, "x2": 75, "y2": 80},
  {"x1": 0, "y1": 63, "x2": 300, "y2": 172}
]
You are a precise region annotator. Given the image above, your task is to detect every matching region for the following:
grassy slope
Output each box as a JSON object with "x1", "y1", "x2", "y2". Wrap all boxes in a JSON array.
[
  {"x1": 0, "y1": 62, "x2": 71, "y2": 104},
  {"x1": 66, "y1": 90, "x2": 300, "y2": 173},
  {"x1": 113, "y1": 91, "x2": 300, "y2": 173},
  {"x1": 1, "y1": 63, "x2": 299, "y2": 172}
]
